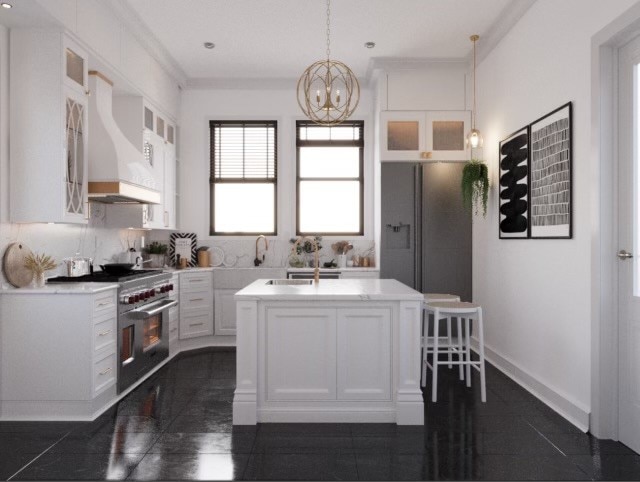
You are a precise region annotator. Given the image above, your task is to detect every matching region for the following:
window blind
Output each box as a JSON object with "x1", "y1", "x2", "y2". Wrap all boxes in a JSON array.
[{"x1": 210, "y1": 121, "x2": 277, "y2": 181}]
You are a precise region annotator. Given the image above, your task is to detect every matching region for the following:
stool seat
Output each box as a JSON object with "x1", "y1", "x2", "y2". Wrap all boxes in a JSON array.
[
  {"x1": 424, "y1": 293, "x2": 460, "y2": 303},
  {"x1": 426, "y1": 301, "x2": 481, "y2": 313}
]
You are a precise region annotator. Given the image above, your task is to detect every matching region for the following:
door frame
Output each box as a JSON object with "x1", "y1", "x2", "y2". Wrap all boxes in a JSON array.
[{"x1": 592, "y1": 4, "x2": 640, "y2": 439}]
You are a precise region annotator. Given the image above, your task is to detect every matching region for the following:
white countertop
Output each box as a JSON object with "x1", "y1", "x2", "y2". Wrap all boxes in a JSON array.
[
  {"x1": 286, "y1": 267, "x2": 379, "y2": 272},
  {"x1": 235, "y1": 278, "x2": 422, "y2": 301},
  {"x1": 0, "y1": 282, "x2": 119, "y2": 294}
]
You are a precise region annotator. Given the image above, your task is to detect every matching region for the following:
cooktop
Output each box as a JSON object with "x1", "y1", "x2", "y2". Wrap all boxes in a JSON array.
[{"x1": 47, "y1": 269, "x2": 163, "y2": 283}]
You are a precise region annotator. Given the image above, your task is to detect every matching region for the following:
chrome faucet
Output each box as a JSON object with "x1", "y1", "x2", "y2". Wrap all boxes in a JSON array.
[
  {"x1": 291, "y1": 236, "x2": 320, "y2": 284},
  {"x1": 254, "y1": 235, "x2": 269, "y2": 266}
]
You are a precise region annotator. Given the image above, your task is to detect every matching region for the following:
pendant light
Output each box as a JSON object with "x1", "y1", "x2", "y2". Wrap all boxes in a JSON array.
[
  {"x1": 297, "y1": 0, "x2": 360, "y2": 126},
  {"x1": 466, "y1": 34, "x2": 483, "y2": 150}
]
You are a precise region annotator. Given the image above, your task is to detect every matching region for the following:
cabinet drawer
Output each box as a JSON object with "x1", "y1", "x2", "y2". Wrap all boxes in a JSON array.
[
  {"x1": 180, "y1": 273, "x2": 212, "y2": 292},
  {"x1": 93, "y1": 315, "x2": 116, "y2": 353},
  {"x1": 180, "y1": 291, "x2": 212, "y2": 311},
  {"x1": 179, "y1": 309, "x2": 213, "y2": 339},
  {"x1": 93, "y1": 291, "x2": 116, "y2": 316},
  {"x1": 169, "y1": 319, "x2": 179, "y2": 339},
  {"x1": 93, "y1": 351, "x2": 116, "y2": 396}
]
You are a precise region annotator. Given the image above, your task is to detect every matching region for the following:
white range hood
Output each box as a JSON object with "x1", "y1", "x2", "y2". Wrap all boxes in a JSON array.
[{"x1": 87, "y1": 71, "x2": 161, "y2": 204}]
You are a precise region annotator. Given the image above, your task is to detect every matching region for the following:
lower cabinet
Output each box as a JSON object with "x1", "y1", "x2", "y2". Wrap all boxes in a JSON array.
[
  {"x1": 264, "y1": 306, "x2": 392, "y2": 401},
  {"x1": 214, "y1": 289, "x2": 238, "y2": 336},
  {"x1": 179, "y1": 271, "x2": 214, "y2": 339}
]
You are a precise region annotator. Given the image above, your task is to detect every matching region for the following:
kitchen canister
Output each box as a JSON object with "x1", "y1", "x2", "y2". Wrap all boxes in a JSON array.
[{"x1": 197, "y1": 250, "x2": 210, "y2": 267}]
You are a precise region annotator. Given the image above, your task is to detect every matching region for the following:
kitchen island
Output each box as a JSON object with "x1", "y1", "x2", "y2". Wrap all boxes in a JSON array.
[{"x1": 233, "y1": 278, "x2": 424, "y2": 425}]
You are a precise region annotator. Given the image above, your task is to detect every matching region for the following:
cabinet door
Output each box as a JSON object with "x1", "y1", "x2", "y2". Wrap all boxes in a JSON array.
[
  {"x1": 63, "y1": 37, "x2": 88, "y2": 94},
  {"x1": 163, "y1": 140, "x2": 177, "y2": 229},
  {"x1": 380, "y1": 111, "x2": 425, "y2": 161},
  {"x1": 215, "y1": 289, "x2": 237, "y2": 336},
  {"x1": 143, "y1": 133, "x2": 165, "y2": 229},
  {"x1": 424, "y1": 111, "x2": 471, "y2": 161},
  {"x1": 337, "y1": 308, "x2": 392, "y2": 400},
  {"x1": 265, "y1": 308, "x2": 337, "y2": 401},
  {"x1": 63, "y1": 87, "x2": 88, "y2": 223}
]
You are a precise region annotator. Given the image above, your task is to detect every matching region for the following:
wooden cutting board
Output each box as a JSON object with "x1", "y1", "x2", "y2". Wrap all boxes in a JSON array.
[{"x1": 2, "y1": 242, "x2": 34, "y2": 288}]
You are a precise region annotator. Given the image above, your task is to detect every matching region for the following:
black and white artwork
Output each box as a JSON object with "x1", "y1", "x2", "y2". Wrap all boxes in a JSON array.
[
  {"x1": 169, "y1": 233, "x2": 198, "y2": 267},
  {"x1": 529, "y1": 103, "x2": 572, "y2": 238},
  {"x1": 499, "y1": 127, "x2": 530, "y2": 239}
]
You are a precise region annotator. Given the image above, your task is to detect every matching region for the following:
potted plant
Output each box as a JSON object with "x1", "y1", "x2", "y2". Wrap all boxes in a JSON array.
[
  {"x1": 144, "y1": 241, "x2": 168, "y2": 268},
  {"x1": 289, "y1": 236, "x2": 323, "y2": 267},
  {"x1": 461, "y1": 159, "x2": 489, "y2": 217}
]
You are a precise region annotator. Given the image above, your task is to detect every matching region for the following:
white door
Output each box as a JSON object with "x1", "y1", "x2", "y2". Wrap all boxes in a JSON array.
[{"x1": 617, "y1": 35, "x2": 640, "y2": 454}]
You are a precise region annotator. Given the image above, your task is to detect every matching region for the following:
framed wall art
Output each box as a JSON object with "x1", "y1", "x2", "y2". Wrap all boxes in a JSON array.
[
  {"x1": 499, "y1": 127, "x2": 530, "y2": 239},
  {"x1": 169, "y1": 232, "x2": 198, "y2": 267},
  {"x1": 529, "y1": 102, "x2": 572, "y2": 238}
]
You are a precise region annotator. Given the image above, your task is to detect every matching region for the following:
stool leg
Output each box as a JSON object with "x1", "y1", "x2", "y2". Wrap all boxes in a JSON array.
[
  {"x1": 477, "y1": 308, "x2": 487, "y2": 402},
  {"x1": 432, "y1": 309, "x2": 440, "y2": 402},
  {"x1": 456, "y1": 316, "x2": 464, "y2": 381},
  {"x1": 465, "y1": 317, "x2": 472, "y2": 387},
  {"x1": 447, "y1": 316, "x2": 453, "y2": 369},
  {"x1": 421, "y1": 309, "x2": 428, "y2": 387}
]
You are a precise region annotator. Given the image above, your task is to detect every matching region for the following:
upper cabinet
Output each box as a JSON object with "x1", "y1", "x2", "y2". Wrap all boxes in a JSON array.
[
  {"x1": 380, "y1": 110, "x2": 471, "y2": 162},
  {"x1": 10, "y1": 30, "x2": 89, "y2": 224},
  {"x1": 111, "y1": 97, "x2": 178, "y2": 230}
]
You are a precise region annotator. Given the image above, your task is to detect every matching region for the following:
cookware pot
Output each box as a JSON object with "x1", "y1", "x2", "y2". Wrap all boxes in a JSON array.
[
  {"x1": 62, "y1": 255, "x2": 93, "y2": 277},
  {"x1": 99, "y1": 263, "x2": 135, "y2": 275}
]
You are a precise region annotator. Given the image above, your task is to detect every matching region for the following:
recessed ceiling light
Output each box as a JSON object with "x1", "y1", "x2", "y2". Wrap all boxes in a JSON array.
[
  {"x1": 0, "y1": 3, "x2": 13, "y2": 8},
  {"x1": 364, "y1": 42, "x2": 375, "y2": 49},
  {"x1": 203, "y1": 42, "x2": 215, "y2": 49}
]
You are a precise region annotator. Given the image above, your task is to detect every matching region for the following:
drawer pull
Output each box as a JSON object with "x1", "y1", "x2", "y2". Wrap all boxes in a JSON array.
[
  {"x1": 97, "y1": 302, "x2": 112, "y2": 307},
  {"x1": 170, "y1": 327, "x2": 178, "y2": 333},
  {"x1": 190, "y1": 298, "x2": 204, "y2": 302},
  {"x1": 98, "y1": 330, "x2": 112, "y2": 336},
  {"x1": 99, "y1": 367, "x2": 112, "y2": 376},
  {"x1": 189, "y1": 322, "x2": 204, "y2": 327}
]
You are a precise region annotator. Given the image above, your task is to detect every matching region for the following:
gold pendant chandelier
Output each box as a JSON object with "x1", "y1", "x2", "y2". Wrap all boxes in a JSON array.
[
  {"x1": 297, "y1": 0, "x2": 360, "y2": 126},
  {"x1": 466, "y1": 34, "x2": 484, "y2": 150}
]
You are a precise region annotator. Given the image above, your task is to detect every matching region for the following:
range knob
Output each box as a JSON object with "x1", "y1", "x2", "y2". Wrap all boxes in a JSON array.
[
  {"x1": 134, "y1": 293, "x2": 140, "y2": 302},
  {"x1": 169, "y1": 283, "x2": 174, "y2": 291},
  {"x1": 149, "y1": 289, "x2": 156, "y2": 297}
]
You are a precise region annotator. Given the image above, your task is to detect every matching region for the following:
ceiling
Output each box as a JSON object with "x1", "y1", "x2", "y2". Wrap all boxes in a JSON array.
[{"x1": 124, "y1": 0, "x2": 518, "y2": 82}]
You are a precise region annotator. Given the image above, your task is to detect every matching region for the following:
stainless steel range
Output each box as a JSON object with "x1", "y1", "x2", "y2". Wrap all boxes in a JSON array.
[{"x1": 48, "y1": 269, "x2": 177, "y2": 393}]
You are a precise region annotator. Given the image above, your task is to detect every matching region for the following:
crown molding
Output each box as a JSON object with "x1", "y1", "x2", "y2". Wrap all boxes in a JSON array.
[
  {"x1": 186, "y1": 77, "x2": 373, "y2": 91},
  {"x1": 366, "y1": 57, "x2": 466, "y2": 78},
  {"x1": 107, "y1": 0, "x2": 188, "y2": 87}
]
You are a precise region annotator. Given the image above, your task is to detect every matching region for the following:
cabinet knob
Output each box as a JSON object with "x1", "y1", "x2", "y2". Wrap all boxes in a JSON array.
[{"x1": 420, "y1": 151, "x2": 432, "y2": 160}]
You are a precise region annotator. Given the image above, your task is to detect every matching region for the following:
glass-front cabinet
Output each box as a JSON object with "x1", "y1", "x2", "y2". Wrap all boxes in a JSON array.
[
  {"x1": 380, "y1": 110, "x2": 471, "y2": 162},
  {"x1": 9, "y1": 30, "x2": 89, "y2": 224}
]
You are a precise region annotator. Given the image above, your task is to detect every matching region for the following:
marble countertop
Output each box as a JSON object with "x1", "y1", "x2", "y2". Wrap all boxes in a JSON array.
[
  {"x1": 0, "y1": 282, "x2": 119, "y2": 295},
  {"x1": 286, "y1": 267, "x2": 379, "y2": 272},
  {"x1": 235, "y1": 278, "x2": 422, "y2": 301}
]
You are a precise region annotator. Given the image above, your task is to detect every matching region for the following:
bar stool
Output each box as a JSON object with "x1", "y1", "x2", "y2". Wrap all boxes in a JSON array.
[
  {"x1": 423, "y1": 301, "x2": 486, "y2": 403},
  {"x1": 423, "y1": 294, "x2": 464, "y2": 382}
]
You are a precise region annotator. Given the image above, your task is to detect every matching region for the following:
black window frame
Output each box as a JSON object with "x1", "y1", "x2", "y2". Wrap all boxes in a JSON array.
[
  {"x1": 209, "y1": 120, "x2": 278, "y2": 236},
  {"x1": 296, "y1": 120, "x2": 364, "y2": 236}
]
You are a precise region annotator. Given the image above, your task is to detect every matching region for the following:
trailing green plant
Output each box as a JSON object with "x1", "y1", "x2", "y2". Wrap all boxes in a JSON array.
[{"x1": 461, "y1": 159, "x2": 489, "y2": 217}]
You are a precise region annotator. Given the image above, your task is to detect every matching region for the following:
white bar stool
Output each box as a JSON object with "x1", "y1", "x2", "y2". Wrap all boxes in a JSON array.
[
  {"x1": 423, "y1": 301, "x2": 486, "y2": 403},
  {"x1": 422, "y1": 294, "x2": 464, "y2": 382}
]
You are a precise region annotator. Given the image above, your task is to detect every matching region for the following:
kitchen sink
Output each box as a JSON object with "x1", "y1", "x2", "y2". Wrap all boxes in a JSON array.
[{"x1": 266, "y1": 279, "x2": 313, "y2": 285}]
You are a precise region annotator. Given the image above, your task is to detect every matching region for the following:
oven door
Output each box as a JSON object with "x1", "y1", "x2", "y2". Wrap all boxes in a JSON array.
[{"x1": 117, "y1": 299, "x2": 177, "y2": 393}]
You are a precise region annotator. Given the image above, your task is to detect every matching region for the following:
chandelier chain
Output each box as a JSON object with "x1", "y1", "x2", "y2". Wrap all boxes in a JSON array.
[{"x1": 326, "y1": 0, "x2": 331, "y2": 60}]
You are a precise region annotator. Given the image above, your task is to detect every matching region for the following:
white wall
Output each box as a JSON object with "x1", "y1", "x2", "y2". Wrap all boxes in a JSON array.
[
  {"x1": 473, "y1": 0, "x2": 638, "y2": 428},
  {"x1": 176, "y1": 86, "x2": 376, "y2": 267}
]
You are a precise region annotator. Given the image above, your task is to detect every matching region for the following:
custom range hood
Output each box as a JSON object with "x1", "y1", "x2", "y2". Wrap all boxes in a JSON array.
[{"x1": 87, "y1": 71, "x2": 160, "y2": 204}]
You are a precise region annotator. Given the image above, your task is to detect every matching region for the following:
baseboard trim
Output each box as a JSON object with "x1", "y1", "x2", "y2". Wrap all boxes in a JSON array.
[
  {"x1": 258, "y1": 408, "x2": 397, "y2": 423},
  {"x1": 476, "y1": 339, "x2": 590, "y2": 432}
]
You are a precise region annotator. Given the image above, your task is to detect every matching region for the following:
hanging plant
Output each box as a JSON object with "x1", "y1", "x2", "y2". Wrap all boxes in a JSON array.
[{"x1": 461, "y1": 159, "x2": 489, "y2": 217}]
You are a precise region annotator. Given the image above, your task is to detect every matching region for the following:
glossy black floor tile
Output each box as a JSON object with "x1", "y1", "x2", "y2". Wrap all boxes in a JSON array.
[
  {"x1": 4, "y1": 347, "x2": 640, "y2": 481},
  {"x1": 147, "y1": 432, "x2": 255, "y2": 454},
  {"x1": 127, "y1": 453, "x2": 249, "y2": 481},
  {"x1": 12, "y1": 452, "x2": 145, "y2": 480},
  {"x1": 243, "y1": 452, "x2": 358, "y2": 481}
]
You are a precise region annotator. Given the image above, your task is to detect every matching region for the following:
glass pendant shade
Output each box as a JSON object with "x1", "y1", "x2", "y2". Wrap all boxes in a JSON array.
[{"x1": 466, "y1": 128, "x2": 484, "y2": 149}]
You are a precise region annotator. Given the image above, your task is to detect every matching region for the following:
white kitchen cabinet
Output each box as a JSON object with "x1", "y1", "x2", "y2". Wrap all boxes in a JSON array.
[
  {"x1": 262, "y1": 306, "x2": 391, "y2": 402},
  {"x1": 10, "y1": 30, "x2": 90, "y2": 224},
  {"x1": 340, "y1": 270, "x2": 380, "y2": 279},
  {"x1": 111, "y1": 97, "x2": 178, "y2": 230},
  {"x1": 0, "y1": 286, "x2": 118, "y2": 419},
  {"x1": 179, "y1": 271, "x2": 214, "y2": 339},
  {"x1": 213, "y1": 268, "x2": 286, "y2": 336},
  {"x1": 380, "y1": 110, "x2": 471, "y2": 162}
]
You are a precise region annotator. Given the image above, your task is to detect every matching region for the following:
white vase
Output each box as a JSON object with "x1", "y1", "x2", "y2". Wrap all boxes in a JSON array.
[
  {"x1": 33, "y1": 271, "x2": 45, "y2": 288},
  {"x1": 337, "y1": 254, "x2": 347, "y2": 268}
]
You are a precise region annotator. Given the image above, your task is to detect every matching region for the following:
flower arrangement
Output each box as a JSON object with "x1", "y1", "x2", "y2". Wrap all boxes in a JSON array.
[
  {"x1": 24, "y1": 252, "x2": 57, "y2": 287},
  {"x1": 289, "y1": 236, "x2": 323, "y2": 255}
]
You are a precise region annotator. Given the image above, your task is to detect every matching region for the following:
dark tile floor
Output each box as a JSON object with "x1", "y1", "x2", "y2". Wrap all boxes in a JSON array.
[{"x1": 2, "y1": 347, "x2": 640, "y2": 481}]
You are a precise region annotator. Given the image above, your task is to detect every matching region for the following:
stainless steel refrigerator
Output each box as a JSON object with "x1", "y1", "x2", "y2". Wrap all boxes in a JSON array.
[{"x1": 380, "y1": 162, "x2": 472, "y2": 300}]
